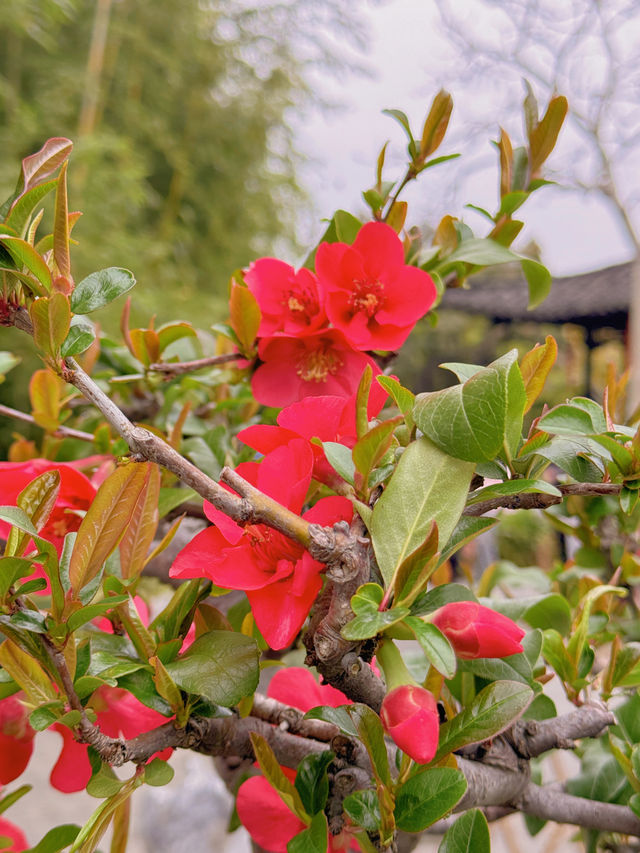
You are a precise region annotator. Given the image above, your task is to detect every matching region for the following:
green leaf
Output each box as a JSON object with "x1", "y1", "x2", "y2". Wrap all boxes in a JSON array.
[
  {"x1": 537, "y1": 398, "x2": 607, "y2": 437},
  {"x1": 376, "y1": 375, "x2": 415, "y2": 429},
  {"x1": 334, "y1": 210, "x2": 362, "y2": 244},
  {"x1": 70, "y1": 267, "x2": 136, "y2": 314},
  {"x1": 343, "y1": 789, "x2": 381, "y2": 832},
  {"x1": 342, "y1": 584, "x2": 409, "y2": 641},
  {"x1": 287, "y1": 811, "x2": 327, "y2": 853},
  {"x1": 370, "y1": 437, "x2": 475, "y2": 585},
  {"x1": 86, "y1": 762, "x2": 125, "y2": 798},
  {"x1": 439, "y1": 517, "x2": 498, "y2": 565},
  {"x1": 466, "y1": 478, "x2": 561, "y2": 505},
  {"x1": 435, "y1": 681, "x2": 533, "y2": 761},
  {"x1": 30, "y1": 293, "x2": 71, "y2": 359},
  {"x1": 531, "y1": 436, "x2": 603, "y2": 482},
  {"x1": 348, "y1": 704, "x2": 390, "y2": 788},
  {"x1": 414, "y1": 351, "x2": 526, "y2": 464},
  {"x1": 404, "y1": 616, "x2": 456, "y2": 679},
  {"x1": 439, "y1": 362, "x2": 485, "y2": 382},
  {"x1": 144, "y1": 758, "x2": 175, "y2": 787},
  {"x1": 304, "y1": 705, "x2": 357, "y2": 737},
  {"x1": 0, "y1": 638, "x2": 57, "y2": 705},
  {"x1": 521, "y1": 258, "x2": 552, "y2": 309},
  {"x1": 5, "y1": 179, "x2": 58, "y2": 236},
  {"x1": 395, "y1": 767, "x2": 466, "y2": 832},
  {"x1": 420, "y1": 90, "x2": 453, "y2": 159},
  {"x1": 410, "y1": 583, "x2": 477, "y2": 617},
  {"x1": 250, "y1": 733, "x2": 309, "y2": 821},
  {"x1": 61, "y1": 321, "x2": 95, "y2": 357},
  {"x1": 294, "y1": 752, "x2": 334, "y2": 816},
  {"x1": 165, "y1": 630, "x2": 259, "y2": 706},
  {"x1": 0, "y1": 351, "x2": 20, "y2": 381},
  {"x1": 0, "y1": 234, "x2": 52, "y2": 294},
  {"x1": 438, "y1": 809, "x2": 490, "y2": 853},
  {"x1": 323, "y1": 442, "x2": 355, "y2": 485},
  {"x1": 0, "y1": 784, "x2": 31, "y2": 818},
  {"x1": 382, "y1": 109, "x2": 415, "y2": 146},
  {"x1": 445, "y1": 237, "x2": 519, "y2": 266},
  {"x1": 24, "y1": 824, "x2": 81, "y2": 853},
  {"x1": 392, "y1": 522, "x2": 439, "y2": 606}
]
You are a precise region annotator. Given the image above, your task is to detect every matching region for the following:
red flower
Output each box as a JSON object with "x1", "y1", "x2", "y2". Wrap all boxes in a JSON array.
[
  {"x1": 0, "y1": 460, "x2": 96, "y2": 554},
  {"x1": 245, "y1": 258, "x2": 327, "y2": 336},
  {"x1": 315, "y1": 221, "x2": 436, "y2": 351},
  {"x1": 251, "y1": 329, "x2": 378, "y2": 407},
  {"x1": 170, "y1": 441, "x2": 353, "y2": 649},
  {"x1": 236, "y1": 768, "x2": 357, "y2": 852},
  {"x1": 380, "y1": 685, "x2": 439, "y2": 764},
  {"x1": 0, "y1": 695, "x2": 35, "y2": 784},
  {"x1": 0, "y1": 815, "x2": 27, "y2": 852},
  {"x1": 50, "y1": 686, "x2": 171, "y2": 793},
  {"x1": 431, "y1": 602, "x2": 525, "y2": 660},
  {"x1": 268, "y1": 667, "x2": 348, "y2": 711},
  {"x1": 239, "y1": 372, "x2": 389, "y2": 487}
]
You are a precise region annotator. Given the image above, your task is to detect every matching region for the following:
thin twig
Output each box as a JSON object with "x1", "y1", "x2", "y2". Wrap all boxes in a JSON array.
[
  {"x1": 0, "y1": 403, "x2": 95, "y2": 443},
  {"x1": 148, "y1": 353, "x2": 243, "y2": 376},
  {"x1": 464, "y1": 482, "x2": 622, "y2": 516}
]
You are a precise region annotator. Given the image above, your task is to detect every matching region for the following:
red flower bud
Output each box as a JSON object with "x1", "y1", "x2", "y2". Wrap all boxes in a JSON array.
[
  {"x1": 379, "y1": 685, "x2": 439, "y2": 764},
  {"x1": 431, "y1": 601, "x2": 525, "y2": 660}
]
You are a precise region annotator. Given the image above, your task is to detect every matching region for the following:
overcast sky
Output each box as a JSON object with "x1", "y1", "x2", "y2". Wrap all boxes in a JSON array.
[{"x1": 294, "y1": 0, "x2": 636, "y2": 277}]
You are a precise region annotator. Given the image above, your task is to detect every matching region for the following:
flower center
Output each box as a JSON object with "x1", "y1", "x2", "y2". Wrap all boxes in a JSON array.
[
  {"x1": 296, "y1": 346, "x2": 343, "y2": 383},
  {"x1": 244, "y1": 524, "x2": 301, "y2": 568},
  {"x1": 350, "y1": 279, "x2": 385, "y2": 318},
  {"x1": 282, "y1": 284, "x2": 319, "y2": 325}
]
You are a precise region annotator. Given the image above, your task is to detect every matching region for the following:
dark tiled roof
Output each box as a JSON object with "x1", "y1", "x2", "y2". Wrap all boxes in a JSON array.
[{"x1": 441, "y1": 262, "x2": 633, "y2": 328}]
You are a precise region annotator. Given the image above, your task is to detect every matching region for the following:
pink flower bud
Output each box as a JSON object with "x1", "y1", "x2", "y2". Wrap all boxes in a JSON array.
[
  {"x1": 431, "y1": 601, "x2": 525, "y2": 660},
  {"x1": 379, "y1": 685, "x2": 439, "y2": 764}
]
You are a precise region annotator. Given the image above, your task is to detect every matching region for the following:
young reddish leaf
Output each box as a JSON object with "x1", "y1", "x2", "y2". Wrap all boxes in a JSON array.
[
  {"x1": 18, "y1": 138, "x2": 73, "y2": 193},
  {"x1": 149, "y1": 655, "x2": 185, "y2": 717},
  {"x1": 68, "y1": 463, "x2": 150, "y2": 594},
  {"x1": 168, "y1": 402, "x2": 191, "y2": 451},
  {"x1": 386, "y1": 200, "x2": 407, "y2": 234},
  {"x1": 29, "y1": 368, "x2": 64, "y2": 432},
  {"x1": 249, "y1": 732, "x2": 310, "y2": 822},
  {"x1": 528, "y1": 95, "x2": 568, "y2": 177},
  {"x1": 520, "y1": 335, "x2": 558, "y2": 413},
  {"x1": 29, "y1": 293, "x2": 71, "y2": 359},
  {"x1": 522, "y1": 81, "x2": 539, "y2": 140},
  {"x1": 497, "y1": 128, "x2": 513, "y2": 198},
  {"x1": 229, "y1": 280, "x2": 261, "y2": 355},
  {"x1": 119, "y1": 463, "x2": 161, "y2": 580},
  {"x1": 6, "y1": 469, "x2": 61, "y2": 558},
  {"x1": 144, "y1": 514, "x2": 184, "y2": 568},
  {"x1": 0, "y1": 638, "x2": 57, "y2": 705},
  {"x1": 433, "y1": 215, "x2": 458, "y2": 253},
  {"x1": 420, "y1": 90, "x2": 453, "y2": 159},
  {"x1": 53, "y1": 161, "x2": 71, "y2": 279},
  {"x1": 129, "y1": 328, "x2": 160, "y2": 367},
  {"x1": 0, "y1": 234, "x2": 52, "y2": 294}
]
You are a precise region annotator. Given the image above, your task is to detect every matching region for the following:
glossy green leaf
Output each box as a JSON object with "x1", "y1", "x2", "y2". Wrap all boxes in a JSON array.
[
  {"x1": 61, "y1": 322, "x2": 95, "y2": 357},
  {"x1": 352, "y1": 416, "x2": 403, "y2": 488},
  {"x1": 304, "y1": 705, "x2": 357, "y2": 737},
  {"x1": 342, "y1": 584, "x2": 409, "y2": 641},
  {"x1": 439, "y1": 517, "x2": 498, "y2": 565},
  {"x1": 395, "y1": 767, "x2": 466, "y2": 832},
  {"x1": 521, "y1": 258, "x2": 552, "y2": 309},
  {"x1": 414, "y1": 351, "x2": 526, "y2": 464},
  {"x1": 295, "y1": 751, "x2": 334, "y2": 816},
  {"x1": 165, "y1": 630, "x2": 259, "y2": 706},
  {"x1": 410, "y1": 583, "x2": 477, "y2": 617},
  {"x1": 70, "y1": 267, "x2": 136, "y2": 314},
  {"x1": 371, "y1": 437, "x2": 474, "y2": 585},
  {"x1": 287, "y1": 811, "x2": 327, "y2": 853},
  {"x1": 537, "y1": 399, "x2": 607, "y2": 437},
  {"x1": 343, "y1": 789, "x2": 381, "y2": 832},
  {"x1": 392, "y1": 522, "x2": 439, "y2": 606},
  {"x1": 404, "y1": 616, "x2": 456, "y2": 679},
  {"x1": 435, "y1": 681, "x2": 533, "y2": 761},
  {"x1": 438, "y1": 809, "x2": 490, "y2": 853}
]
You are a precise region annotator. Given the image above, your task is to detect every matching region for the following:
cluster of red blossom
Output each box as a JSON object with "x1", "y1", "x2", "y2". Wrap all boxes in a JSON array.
[
  {"x1": 246, "y1": 222, "x2": 437, "y2": 406},
  {"x1": 0, "y1": 224, "x2": 527, "y2": 851}
]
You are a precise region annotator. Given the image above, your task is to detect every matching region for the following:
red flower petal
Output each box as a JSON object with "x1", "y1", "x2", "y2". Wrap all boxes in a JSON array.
[
  {"x1": 268, "y1": 667, "x2": 348, "y2": 711},
  {"x1": 50, "y1": 724, "x2": 91, "y2": 792},
  {"x1": 0, "y1": 816, "x2": 28, "y2": 852},
  {"x1": 236, "y1": 775, "x2": 306, "y2": 852}
]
